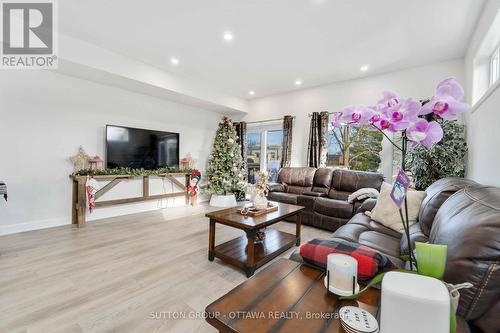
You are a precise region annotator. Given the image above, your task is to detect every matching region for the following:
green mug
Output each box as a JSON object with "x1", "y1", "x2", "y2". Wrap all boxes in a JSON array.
[{"x1": 415, "y1": 242, "x2": 448, "y2": 280}]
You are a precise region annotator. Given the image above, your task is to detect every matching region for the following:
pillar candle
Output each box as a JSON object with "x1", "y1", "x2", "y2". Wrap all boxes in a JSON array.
[{"x1": 327, "y1": 254, "x2": 358, "y2": 292}]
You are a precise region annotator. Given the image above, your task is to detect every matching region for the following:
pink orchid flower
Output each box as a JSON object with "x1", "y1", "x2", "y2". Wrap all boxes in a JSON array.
[
  {"x1": 378, "y1": 91, "x2": 400, "y2": 109},
  {"x1": 385, "y1": 98, "x2": 421, "y2": 131},
  {"x1": 406, "y1": 119, "x2": 443, "y2": 148},
  {"x1": 331, "y1": 112, "x2": 342, "y2": 128},
  {"x1": 341, "y1": 105, "x2": 374, "y2": 125},
  {"x1": 419, "y1": 77, "x2": 468, "y2": 120}
]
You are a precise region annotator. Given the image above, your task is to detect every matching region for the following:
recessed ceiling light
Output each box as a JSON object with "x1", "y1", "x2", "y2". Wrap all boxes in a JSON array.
[
  {"x1": 295, "y1": 80, "x2": 303, "y2": 86},
  {"x1": 170, "y1": 57, "x2": 179, "y2": 65},
  {"x1": 223, "y1": 31, "x2": 233, "y2": 41},
  {"x1": 248, "y1": 90, "x2": 255, "y2": 96},
  {"x1": 360, "y1": 65, "x2": 369, "y2": 72}
]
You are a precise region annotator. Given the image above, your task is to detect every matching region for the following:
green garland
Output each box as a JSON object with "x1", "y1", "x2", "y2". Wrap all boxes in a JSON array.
[{"x1": 74, "y1": 167, "x2": 197, "y2": 176}]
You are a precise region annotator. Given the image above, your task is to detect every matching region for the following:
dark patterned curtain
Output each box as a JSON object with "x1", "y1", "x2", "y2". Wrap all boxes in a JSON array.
[
  {"x1": 281, "y1": 115, "x2": 293, "y2": 168},
  {"x1": 307, "y1": 111, "x2": 329, "y2": 168},
  {"x1": 233, "y1": 121, "x2": 247, "y2": 200}
]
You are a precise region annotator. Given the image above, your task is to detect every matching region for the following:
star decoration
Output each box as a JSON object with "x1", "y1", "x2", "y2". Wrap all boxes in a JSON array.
[{"x1": 70, "y1": 146, "x2": 90, "y2": 172}]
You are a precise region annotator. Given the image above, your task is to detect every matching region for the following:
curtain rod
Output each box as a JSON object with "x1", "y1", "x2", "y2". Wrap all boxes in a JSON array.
[
  {"x1": 246, "y1": 116, "x2": 296, "y2": 125},
  {"x1": 308, "y1": 111, "x2": 335, "y2": 117}
]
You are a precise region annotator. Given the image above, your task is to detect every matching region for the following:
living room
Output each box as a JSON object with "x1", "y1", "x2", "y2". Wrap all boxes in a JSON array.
[{"x1": 0, "y1": 1, "x2": 499, "y2": 333}]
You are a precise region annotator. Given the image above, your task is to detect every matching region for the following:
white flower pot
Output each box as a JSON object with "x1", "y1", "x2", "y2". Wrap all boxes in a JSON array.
[{"x1": 209, "y1": 194, "x2": 237, "y2": 207}]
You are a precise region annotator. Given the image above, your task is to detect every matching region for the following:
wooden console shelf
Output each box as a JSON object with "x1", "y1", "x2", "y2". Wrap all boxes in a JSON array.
[{"x1": 71, "y1": 173, "x2": 191, "y2": 227}]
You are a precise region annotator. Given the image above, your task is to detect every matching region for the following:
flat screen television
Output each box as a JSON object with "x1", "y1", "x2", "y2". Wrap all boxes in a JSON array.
[{"x1": 106, "y1": 125, "x2": 179, "y2": 169}]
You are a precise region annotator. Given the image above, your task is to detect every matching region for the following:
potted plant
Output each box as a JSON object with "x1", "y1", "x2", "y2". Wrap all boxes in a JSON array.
[{"x1": 331, "y1": 77, "x2": 468, "y2": 268}]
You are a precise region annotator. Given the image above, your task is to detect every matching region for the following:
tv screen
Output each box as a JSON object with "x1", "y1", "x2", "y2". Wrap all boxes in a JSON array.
[{"x1": 106, "y1": 125, "x2": 179, "y2": 169}]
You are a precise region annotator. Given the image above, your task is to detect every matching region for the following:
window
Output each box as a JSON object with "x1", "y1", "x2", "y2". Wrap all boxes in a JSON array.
[
  {"x1": 266, "y1": 130, "x2": 283, "y2": 182},
  {"x1": 246, "y1": 131, "x2": 261, "y2": 184},
  {"x1": 326, "y1": 116, "x2": 383, "y2": 172},
  {"x1": 327, "y1": 123, "x2": 347, "y2": 167},
  {"x1": 490, "y1": 46, "x2": 500, "y2": 87},
  {"x1": 246, "y1": 127, "x2": 283, "y2": 183}
]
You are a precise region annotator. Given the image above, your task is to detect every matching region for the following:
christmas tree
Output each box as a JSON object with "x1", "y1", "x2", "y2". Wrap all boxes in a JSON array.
[{"x1": 206, "y1": 116, "x2": 246, "y2": 195}]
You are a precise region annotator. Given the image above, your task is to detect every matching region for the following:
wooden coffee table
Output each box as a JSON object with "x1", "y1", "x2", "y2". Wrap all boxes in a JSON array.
[
  {"x1": 206, "y1": 259, "x2": 380, "y2": 333},
  {"x1": 205, "y1": 201, "x2": 304, "y2": 277}
]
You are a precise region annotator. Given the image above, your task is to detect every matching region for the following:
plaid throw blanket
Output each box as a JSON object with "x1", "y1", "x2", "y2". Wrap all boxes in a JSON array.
[
  {"x1": 0, "y1": 181, "x2": 7, "y2": 201},
  {"x1": 300, "y1": 238, "x2": 395, "y2": 280}
]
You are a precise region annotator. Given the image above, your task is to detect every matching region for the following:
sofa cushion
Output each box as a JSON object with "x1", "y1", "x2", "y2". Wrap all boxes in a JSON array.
[
  {"x1": 347, "y1": 213, "x2": 402, "y2": 238},
  {"x1": 331, "y1": 214, "x2": 404, "y2": 268},
  {"x1": 312, "y1": 213, "x2": 350, "y2": 232},
  {"x1": 296, "y1": 194, "x2": 316, "y2": 211},
  {"x1": 286, "y1": 185, "x2": 311, "y2": 194},
  {"x1": 419, "y1": 177, "x2": 478, "y2": 236},
  {"x1": 331, "y1": 169, "x2": 384, "y2": 193},
  {"x1": 314, "y1": 197, "x2": 355, "y2": 219},
  {"x1": 430, "y1": 186, "x2": 500, "y2": 323},
  {"x1": 268, "y1": 183, "x2": 285, "y2": 193},
  {"x1": 267, "y1": 192, "x2": 298, "y2": 205},
  {"x1": 311, "y1": 168, "x2": 334, "y2": 194},
  {"x1": 327, "y1": 189, "x2": 351, "y2": 201},
  {"x1": 300, "y1": 238, "x2": 395, "y2": 280},
  {"x1": 277, "y1": 167, "x2": 316, "y2": 189},
  {"x1": 370, "y1": 182, "x2": 426, "y2": 233}
]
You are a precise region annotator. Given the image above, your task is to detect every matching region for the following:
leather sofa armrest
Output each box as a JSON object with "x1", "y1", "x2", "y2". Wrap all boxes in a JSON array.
[
  {"x1": 356, "y1": 198, "x2": 377, "y2": 214},
  {"x1": 302, "y1": 191, "x2": 327, "y2": 197},
  {"x1": 297, "y1": 194, "x2": 317, "y2": 211},
  {"x1": 269, "y1": 183, "x2": 285, "y2": 192},
  {"x1": 400, "y1": 223, "x2": 429, "y2": 256}
]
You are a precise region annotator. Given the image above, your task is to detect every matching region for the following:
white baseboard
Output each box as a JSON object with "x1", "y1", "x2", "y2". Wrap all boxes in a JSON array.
[
  {"x1": 0, "y1": 198, "x2": 210, "y2": 236},
  {"x1": 0, "y1": 217, "x2": 70, "y2": 236}
]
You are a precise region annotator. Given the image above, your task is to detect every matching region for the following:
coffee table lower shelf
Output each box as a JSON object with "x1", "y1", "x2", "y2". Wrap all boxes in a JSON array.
[{"x1": 213, "y1": 228, "x2": 297, "y2": 277}]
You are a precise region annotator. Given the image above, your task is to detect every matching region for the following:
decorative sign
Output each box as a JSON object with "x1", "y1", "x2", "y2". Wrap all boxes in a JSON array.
[{"x1": 391, "y1": 169, "x2": 410, "y2": 208}]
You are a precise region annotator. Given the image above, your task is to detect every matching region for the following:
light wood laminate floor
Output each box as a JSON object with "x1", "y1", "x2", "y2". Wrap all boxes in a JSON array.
[{"x1": 0, "y1": 204, "x2": 330, "y2": 333}]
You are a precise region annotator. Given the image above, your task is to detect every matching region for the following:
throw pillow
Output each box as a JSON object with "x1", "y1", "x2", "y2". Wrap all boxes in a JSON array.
[
  {"x1": 370, "y1": 182, "x2": 426, "y2": 233},
  {"x1": 300, "y1": 238, "x2": 396, "y2": 280},
  {"x1": 348, "y1": 188, "x2": 380, "y2": 203}
]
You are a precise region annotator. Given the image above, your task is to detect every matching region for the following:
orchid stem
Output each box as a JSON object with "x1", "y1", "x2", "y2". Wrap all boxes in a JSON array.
[{"x1": 370, "y1": 124, "x2": 403, "y2": 152}]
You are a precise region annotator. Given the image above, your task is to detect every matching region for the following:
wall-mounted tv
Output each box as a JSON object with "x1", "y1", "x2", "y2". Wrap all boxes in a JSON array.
[{"x1": 106, "y1": 125, "x2": 179, "y2": 169}]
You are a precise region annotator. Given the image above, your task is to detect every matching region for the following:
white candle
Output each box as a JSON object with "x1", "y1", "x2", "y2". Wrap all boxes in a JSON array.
[{"x1": 327, "y1": 254, "x2": 358, "y2": 292}]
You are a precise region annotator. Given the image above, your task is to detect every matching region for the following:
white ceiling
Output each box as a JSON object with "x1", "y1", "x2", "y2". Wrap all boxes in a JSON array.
[{"x1": 59, "y1": 0, "x2": 485, "y2": 100}]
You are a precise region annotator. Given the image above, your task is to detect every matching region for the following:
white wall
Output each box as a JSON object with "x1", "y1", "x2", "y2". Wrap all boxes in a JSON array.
[
  {"x1": 465, "y1": 0, "x2": 500, "y2": 187},
  {"x1": 243, "y1": 59, "x2": 465, "y2": 180},
  {"x1": 0, "y1": 70, "x2": 220, "y2": 235}
]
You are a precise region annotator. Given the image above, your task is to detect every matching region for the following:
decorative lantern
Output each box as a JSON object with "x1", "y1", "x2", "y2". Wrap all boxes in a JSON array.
[
  {"x1": 180, "y1": 158, "x2": 190, "y2": 170},
  {"x1": 88, "y1": 155, "x2": 104, "y2": 170}
]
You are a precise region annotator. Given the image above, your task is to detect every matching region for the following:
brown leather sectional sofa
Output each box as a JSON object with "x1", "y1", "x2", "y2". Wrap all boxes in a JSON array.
[
  {"x1": 268, "y1": 167, "x2": 384, "y2": 231},
  {"x1": 281, "y1": 171, "x2": 499, "y2": 333}
]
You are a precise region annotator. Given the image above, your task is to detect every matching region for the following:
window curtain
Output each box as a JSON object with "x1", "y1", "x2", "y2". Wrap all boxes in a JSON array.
[
  {"x1": 280, "y1": 115, "x2": 293, "y2": 168},
  {"x1": 233, "y1": 121, "x2": 247, "y2": 200},
  {"x1": 307, "y1": 111, "x2": 330, "y2": 168}
]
